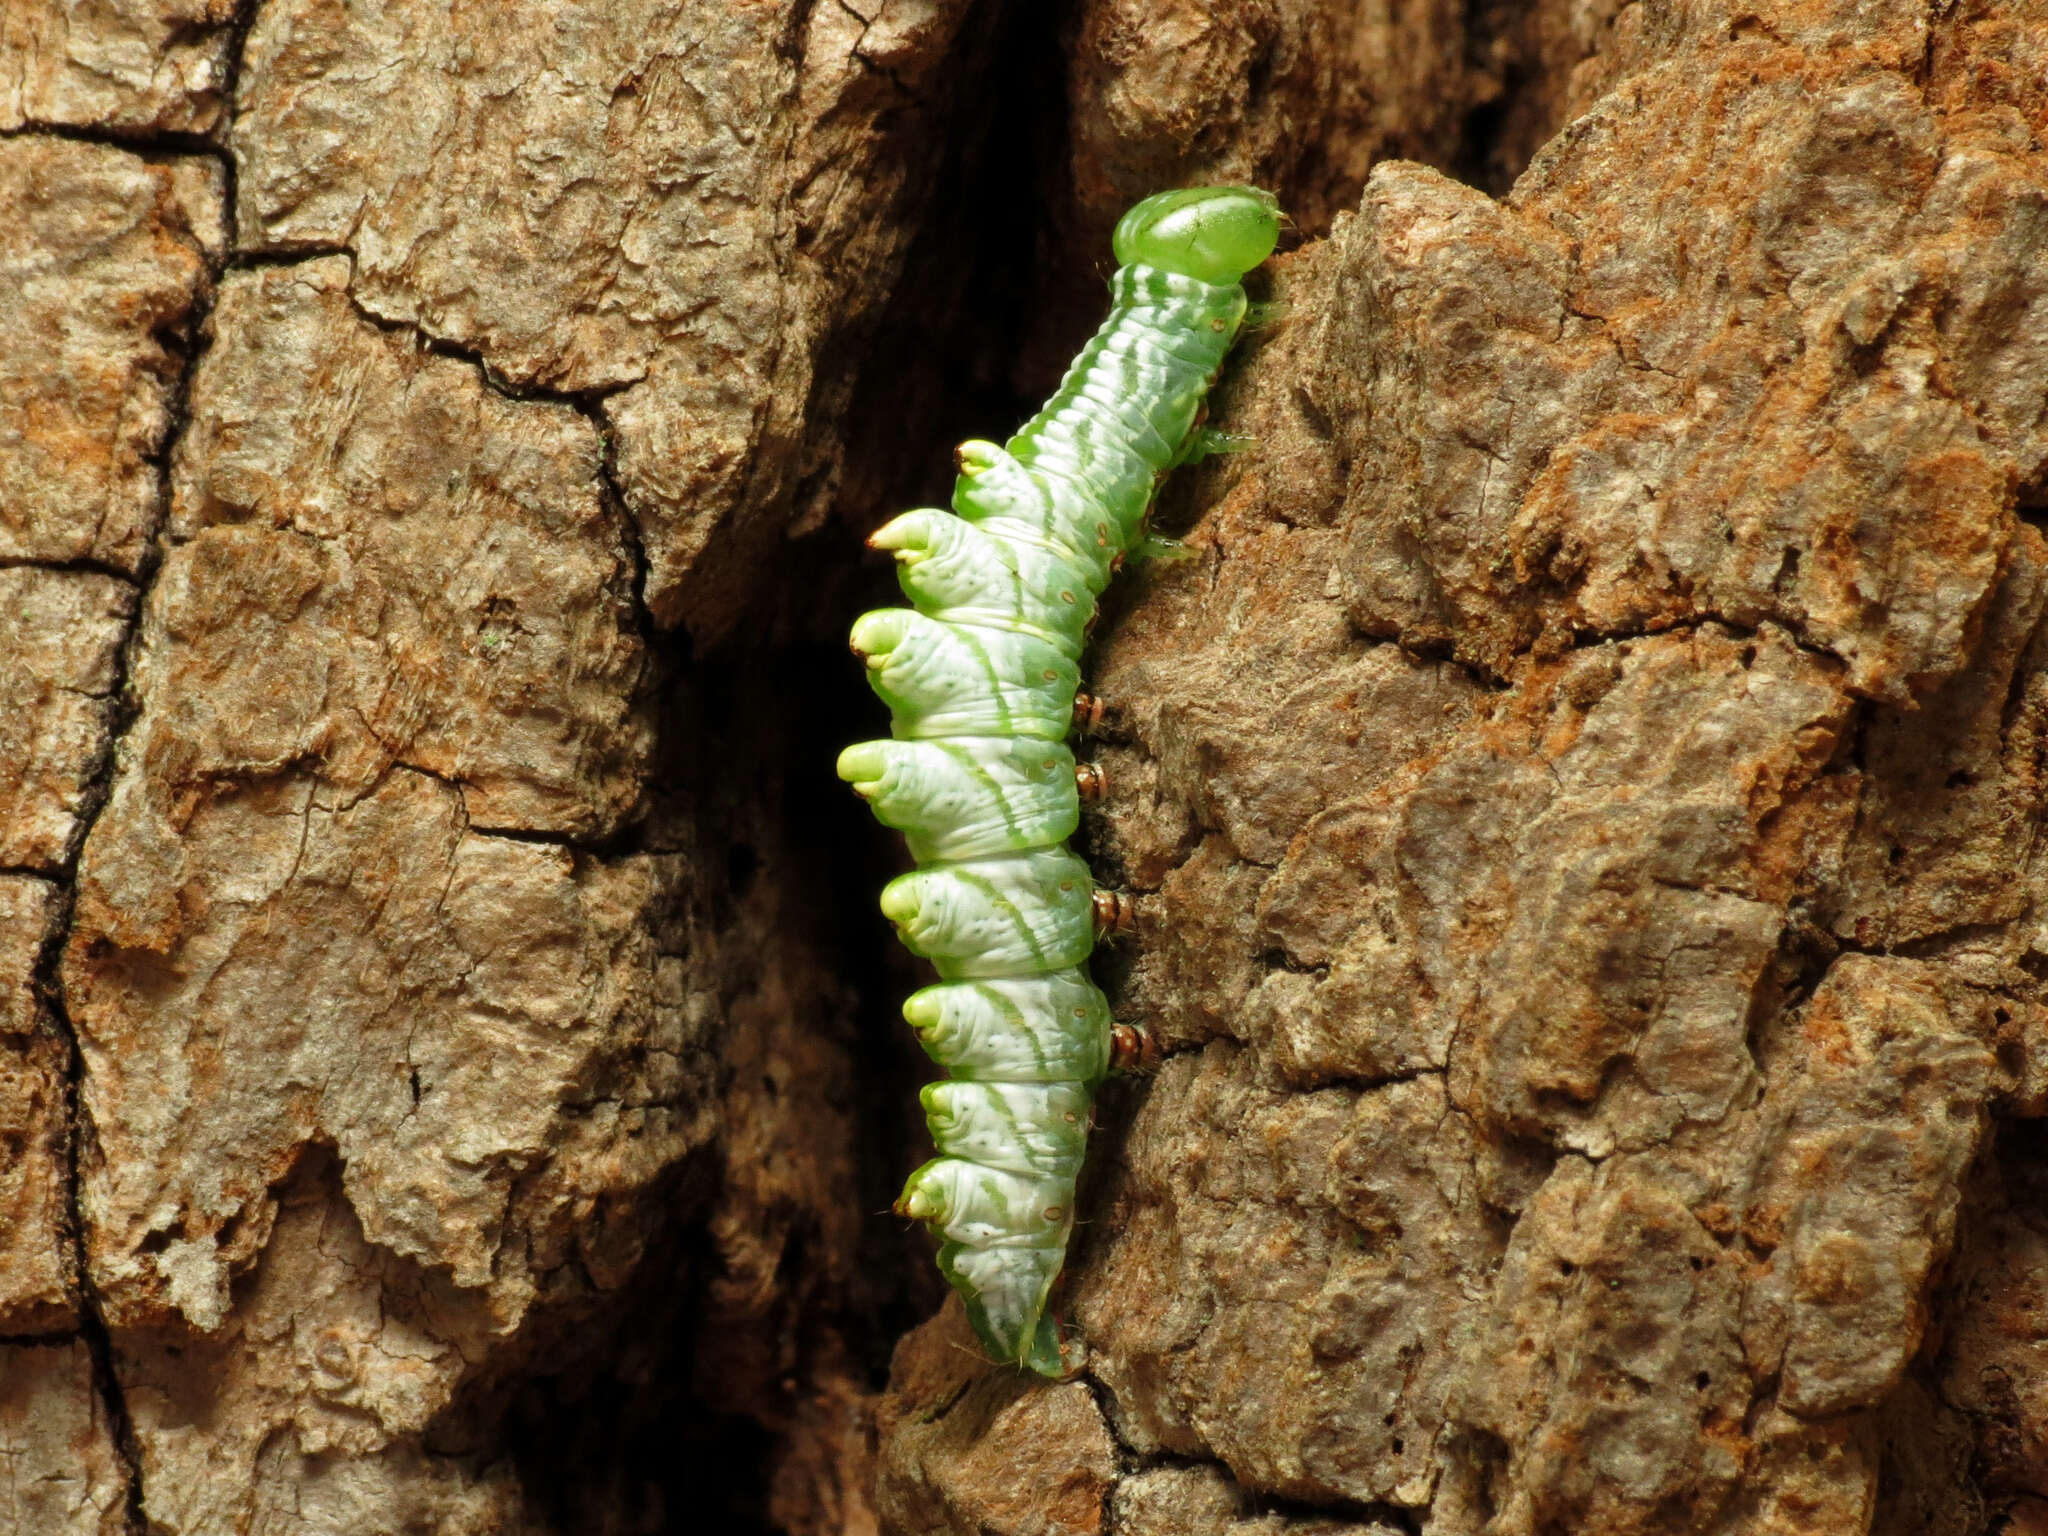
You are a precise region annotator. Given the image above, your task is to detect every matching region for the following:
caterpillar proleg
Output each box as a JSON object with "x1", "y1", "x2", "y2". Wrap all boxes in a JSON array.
[{"x1": 839, "y1": 186, "x2": 1281, "y2": 1376}]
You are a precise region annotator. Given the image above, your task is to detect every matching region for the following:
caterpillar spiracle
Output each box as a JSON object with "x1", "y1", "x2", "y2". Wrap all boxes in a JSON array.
[{"x1": 837, "y1": 186, "x2": 1282, "y2": 1377}]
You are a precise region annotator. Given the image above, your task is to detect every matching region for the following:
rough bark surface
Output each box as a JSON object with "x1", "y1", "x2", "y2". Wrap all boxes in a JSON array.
[{"x1": 4, "y1": 1, "x2": 2047, "y2": 1534}]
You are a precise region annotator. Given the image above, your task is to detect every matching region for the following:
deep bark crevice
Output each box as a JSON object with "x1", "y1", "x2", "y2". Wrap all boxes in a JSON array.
[
  {"x1": 34, "y1": 375, "x2": 191, "y2": 1531},
  {"x1": 25, "y1": 8, "x2": 267, "y2": 1518},
  {"x1": 37, "y1": 880, "x2": 148, "y2": 1536},
  {"x1": 34, "y1": 148, "x2": 235, "y2": 1528},
  {"x1": 488, "y1": 3, "x2": 1086, "y2": 1519},
  {"x1": 0, "y1": 120, "x2": 232, "y2": 164}
]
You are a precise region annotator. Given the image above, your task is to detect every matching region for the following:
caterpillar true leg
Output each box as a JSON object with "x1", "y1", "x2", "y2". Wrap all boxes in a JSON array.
[
  {"x1": 1242, "y1": 297, "x2": 1292, "y2": 330},
  {"x1": 840, "y1": 185, "x2": 1280, "y2": 1377},
  {"x1": 1090, "y1": 888, "x2": 1139, "y2": 940},
  {"x1": 1132, "y1": 532, "x2": 1199, "y2": 566},
  {"x1": 1178, "y1": 427, "x2": 1256, "y2": 464},
  {"x1": 1109, "y1": 1021, "x2": 1162, "y2": 1076}
]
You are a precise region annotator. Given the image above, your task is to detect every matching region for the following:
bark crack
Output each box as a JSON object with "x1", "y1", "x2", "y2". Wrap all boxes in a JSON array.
[
  {"x1": 26, "y1": 2, "x2": 273, "y2": 1511},
  {"x1": 0, "y1": 120, "x2": 231, "y2": 164},
  {"x1": 33, "y1": 885, "x2": 146, "y2": 1533},
  {"x1": 1085, "y1": 1424, "x2": 1430, "y2": 1535},
  {"x1": 325, "y1": 267, "x2": 660, "y2": 641},
  {"x1": 0, "y1": 555, "x2": 145, "y2": 587},
  {"x1": 335, "y1": 284, "x2": 636, "y2": 410}
]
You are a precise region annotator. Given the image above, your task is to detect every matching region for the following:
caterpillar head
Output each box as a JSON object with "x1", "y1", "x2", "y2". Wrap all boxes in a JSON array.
[{"x1": 1112, "y1": 186, "x2": 1281, "y2": 285}]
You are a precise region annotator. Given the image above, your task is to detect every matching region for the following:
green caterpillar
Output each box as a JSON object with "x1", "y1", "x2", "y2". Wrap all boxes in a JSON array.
[{"x1": 838, "y1": 187, "x2": 1281, "y2": 1376}]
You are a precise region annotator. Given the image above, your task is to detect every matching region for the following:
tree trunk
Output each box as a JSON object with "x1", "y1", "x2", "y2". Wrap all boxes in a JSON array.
[{"x1": 4, "y1": 2, "x2": 2046, "y2": 1533}]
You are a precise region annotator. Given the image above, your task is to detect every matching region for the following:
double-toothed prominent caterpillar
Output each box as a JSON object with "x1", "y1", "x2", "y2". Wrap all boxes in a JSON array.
[{"x1": 838, "y1": 187, "x2": 1281, "y2": 1376}]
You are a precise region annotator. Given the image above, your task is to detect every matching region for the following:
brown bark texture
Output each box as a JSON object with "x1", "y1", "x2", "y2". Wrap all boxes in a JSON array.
[{"x1": 3, "y1": 1, "x2": 2047, "y2": 1533}]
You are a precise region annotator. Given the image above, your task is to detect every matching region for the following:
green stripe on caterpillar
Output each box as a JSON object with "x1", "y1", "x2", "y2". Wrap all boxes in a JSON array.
[{"x1": 839, "y1": 186, "x2": 1281, "y2": 1377}]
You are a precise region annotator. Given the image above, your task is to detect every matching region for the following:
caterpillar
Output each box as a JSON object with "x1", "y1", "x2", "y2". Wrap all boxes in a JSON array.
[{"x1": 838, "y1": 186, "x2": 1281, "y2": 1377}]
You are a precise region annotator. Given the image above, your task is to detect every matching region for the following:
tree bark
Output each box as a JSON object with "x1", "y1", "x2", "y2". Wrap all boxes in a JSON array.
[{"x1": 4, "y1": 2, "x2": 2046, "y2": 1534}]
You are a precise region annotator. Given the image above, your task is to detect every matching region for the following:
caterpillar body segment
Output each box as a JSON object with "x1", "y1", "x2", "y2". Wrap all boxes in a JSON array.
[
  {"x1": 877, "y1": 848, "x2": 1099, "y2": 978},
  {"x1": 939, "y1": 1240, "x2": 1068, "y2": 1377},
  {"x1": 840, "y1": 185, "x2": 1280, "y2": 1376},
  {"x1": 903, "y1": 971, "x2": 1115, "y2": 1085},
  {"x1": 851, "y1": 608, "x2": 1080, "y2": 742},
  {"x1": 952, "y1": 440, "x2": 1118, "y2": 586},
  {"x1": 921, "y1": 1080, "x2": 1092, "y2": 1179},
  {"x1": 899, "y1": 1159, "x2": 1074, "y2": 1247},
  {"x1": 870, "y1": 509, "x2": 1096, "y2": 656},
  {"x1": 838, "y1": 736, "x2": 1081, "y2": 863}
]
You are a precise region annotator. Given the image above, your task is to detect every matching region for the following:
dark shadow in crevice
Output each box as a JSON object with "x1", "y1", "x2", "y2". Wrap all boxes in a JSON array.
[
  {"x1": 1453, "y1": 72, "x2": 1521, "y2": 198},
  {"x1": 1450, "y1": 0, "x2": 1614, "y2": 198},
  {"x1": 492, "y1": 608, "x2": 938, "y2": 1534},
  {"x1": 823, "y1": 0, "x2": 1072, "y2": 541},
  {"x1": 493, "y1": 1153, "x2": 781, "y2": 1536},
  {"x1": 496, "y1": 0, "x2": 1087, "y2": 1526}
]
